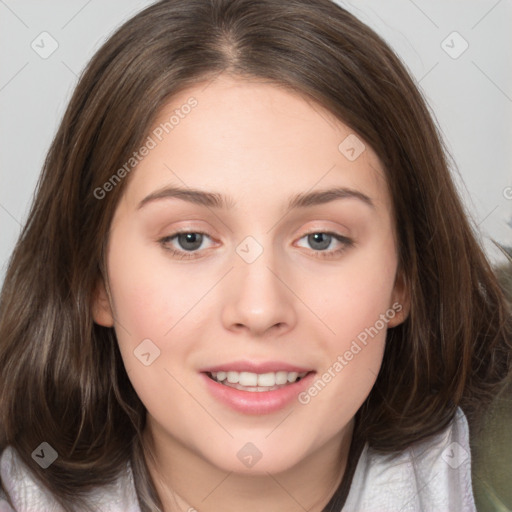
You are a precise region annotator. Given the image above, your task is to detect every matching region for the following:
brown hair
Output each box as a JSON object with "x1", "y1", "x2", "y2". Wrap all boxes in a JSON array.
[{"x1": 1, "y1": 0, "x2": 511, "y2": 510}]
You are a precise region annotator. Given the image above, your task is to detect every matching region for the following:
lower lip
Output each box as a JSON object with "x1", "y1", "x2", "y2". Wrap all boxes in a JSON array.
[{"x1": 200, "y1": 372, "x2": 316, "y2": 415}]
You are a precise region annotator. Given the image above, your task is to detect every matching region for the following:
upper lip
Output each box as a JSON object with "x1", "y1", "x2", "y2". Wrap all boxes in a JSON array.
[{"x1": 200, "y1": 361, "x2": 314, "y2": 374}]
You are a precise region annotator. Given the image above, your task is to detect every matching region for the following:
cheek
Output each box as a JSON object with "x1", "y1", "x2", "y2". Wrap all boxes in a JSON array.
[
  {"x1": 300, "y1": 235, "x2": 398, "y2": 404},
  {"x1": 312, "y1": 235, "x2": 398, "y2": 343},
  {"x1": 296, "y1": 247, "x2": 397, "y2": 425},
  {"x1": 105, "y1": 232, "x2": 206, "y2": 410},
  {"x1": 106, "y1": 228, "x2": 206, "y2": 341}
]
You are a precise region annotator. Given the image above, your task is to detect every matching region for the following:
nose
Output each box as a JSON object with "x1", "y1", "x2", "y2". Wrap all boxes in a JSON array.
[{"x1": 220, "y1": 243, "x2": 297, "y2": 338}]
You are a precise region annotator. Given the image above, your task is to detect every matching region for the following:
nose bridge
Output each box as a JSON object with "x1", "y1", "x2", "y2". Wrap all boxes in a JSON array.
[
  {"x1": 235, "y1": 234, "x2": 284, "y2": 307},
  {"x1": 221, "y1": 234, "x2": 297, "y2": 335}
]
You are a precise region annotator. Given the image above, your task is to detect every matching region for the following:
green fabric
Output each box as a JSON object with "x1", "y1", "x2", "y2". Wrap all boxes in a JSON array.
[{"x1": 471, "y1": 378, "x2": 512, "y2": 512}]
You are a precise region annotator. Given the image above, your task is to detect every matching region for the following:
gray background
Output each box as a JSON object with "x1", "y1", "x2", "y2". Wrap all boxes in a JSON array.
[{"x1": 1, "y1": 0, "x2": 511, "y2": 288}]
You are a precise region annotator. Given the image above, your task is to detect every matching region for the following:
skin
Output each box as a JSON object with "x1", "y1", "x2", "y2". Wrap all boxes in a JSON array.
[{"x1": 93, "y1": 74, "x2": 410, "y2": 512}]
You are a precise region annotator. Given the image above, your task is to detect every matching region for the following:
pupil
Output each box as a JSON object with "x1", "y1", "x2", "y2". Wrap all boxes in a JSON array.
[
  {"x1": 178, "y1": 233, "x2": 203, "y2": 251},
  {"x1": 309, "y1": 233, "x2": 331, "y2": 250}
]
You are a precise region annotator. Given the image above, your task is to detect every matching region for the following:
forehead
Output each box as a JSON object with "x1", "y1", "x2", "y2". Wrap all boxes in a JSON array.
[{"x1": 117, "y1": 74, "x2": 391, "y2": 217}]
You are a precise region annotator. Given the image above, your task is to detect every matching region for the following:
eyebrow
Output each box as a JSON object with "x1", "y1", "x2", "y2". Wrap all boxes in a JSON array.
[{"x1": 137, "y1": 185, "x2": 375, "y2": 211}]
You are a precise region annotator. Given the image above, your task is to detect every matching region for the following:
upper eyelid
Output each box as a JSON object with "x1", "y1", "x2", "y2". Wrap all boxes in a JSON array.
[{"x1": 162, "y1": 228, "x2": 348, "y2": 237}]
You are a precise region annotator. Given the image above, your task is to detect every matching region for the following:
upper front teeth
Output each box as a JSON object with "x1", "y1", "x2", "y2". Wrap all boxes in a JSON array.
[{"x1": 211, "y1": 371, "x2": 307, "y2": 387}]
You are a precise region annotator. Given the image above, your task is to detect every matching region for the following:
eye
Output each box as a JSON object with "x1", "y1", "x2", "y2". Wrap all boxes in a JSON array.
[
  {"x1": 159, "y1": 230, "x2": 354, "y2": 261},
  {"x1": 295, "y1": 232, "x2": 354, "y2": 259},
  {"x1": 159, "y1": 231, "x2": 215, "y2": 259}
]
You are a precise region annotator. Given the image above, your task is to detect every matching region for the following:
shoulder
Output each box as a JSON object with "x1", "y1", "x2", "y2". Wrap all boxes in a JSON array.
[
  {"x1": 0, "y1": 491, "x2": 14, "y2": 512},
  {"x1": 343, "y1": 407, "x2": 476, "y2": 512},
  {"x1": 0, "y1": 446, "x2": 25, "y2": 512},
  {"x1": 0, "y1": 445, "x2": 141, "y2": 512},
  {"x1": 0, "y1": 445, "x2": 65, "y2": 512},
  {"x1": 0, "y1": 499, "x2": 15, "y2": 512},
  {"x1": 0, "y1": 482, "x2": 14, "y2": 512}
]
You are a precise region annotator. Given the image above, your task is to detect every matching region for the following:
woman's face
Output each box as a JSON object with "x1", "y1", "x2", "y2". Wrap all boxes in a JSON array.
[{"x1": 93, "y1": 74, "x2": 409, "y2": 475}]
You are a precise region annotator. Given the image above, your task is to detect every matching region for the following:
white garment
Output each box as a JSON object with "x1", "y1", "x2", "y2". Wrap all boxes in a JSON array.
[
  {"x1": 342, "y1": 407, "x2": 476, "y2": 511},
  {"x1": 0, "y1": 453, "x2": 140, "y2": 512},
  {"x1": 0, "y1": 407, "x2": 476, "y2": 511}
]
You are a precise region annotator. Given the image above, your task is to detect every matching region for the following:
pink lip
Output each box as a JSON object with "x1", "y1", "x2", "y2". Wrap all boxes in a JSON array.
[
  {"x1": 200, "y1": 370, "x2": 316, "y2": 415},
  {"x1": 200, "y1": 360, "x2": 313, "y2": 373}
]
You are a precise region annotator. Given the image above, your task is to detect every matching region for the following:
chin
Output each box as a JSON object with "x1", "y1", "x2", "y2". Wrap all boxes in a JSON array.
[{"x1": 200, "y1": 438, "x2": 311, "y2": 476}]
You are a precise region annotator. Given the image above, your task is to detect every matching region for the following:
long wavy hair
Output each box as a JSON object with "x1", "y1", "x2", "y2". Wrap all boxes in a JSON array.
[{"x1": 1, "y1": 0, "x2": 511, "y2": 510}]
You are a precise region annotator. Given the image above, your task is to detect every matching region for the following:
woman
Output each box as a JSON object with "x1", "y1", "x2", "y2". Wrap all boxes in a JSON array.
[{"x1": 0, "y1": 0, "x2": 510, "y2": 510}]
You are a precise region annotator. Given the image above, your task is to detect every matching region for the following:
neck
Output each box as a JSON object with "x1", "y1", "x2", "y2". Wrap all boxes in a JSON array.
[{"x1": 142, "y1": 419, "x2": 355, "y2": 512}]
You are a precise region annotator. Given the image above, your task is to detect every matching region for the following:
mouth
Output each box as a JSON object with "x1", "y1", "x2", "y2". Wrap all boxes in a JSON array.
[
  {"x1": 205, "y1": 370, "x2": 311, "y2": 392},
  {"x1": 200, "y1": 364, "x2": 317, "y2": 414},
  {"x1": 199, "y1": 359, "x2": 316, "y2": 415}
]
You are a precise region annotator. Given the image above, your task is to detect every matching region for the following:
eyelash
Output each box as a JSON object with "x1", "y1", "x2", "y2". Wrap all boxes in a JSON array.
[{"x1": 159, "y1": 229, "x2": 354, "y2": 260}]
